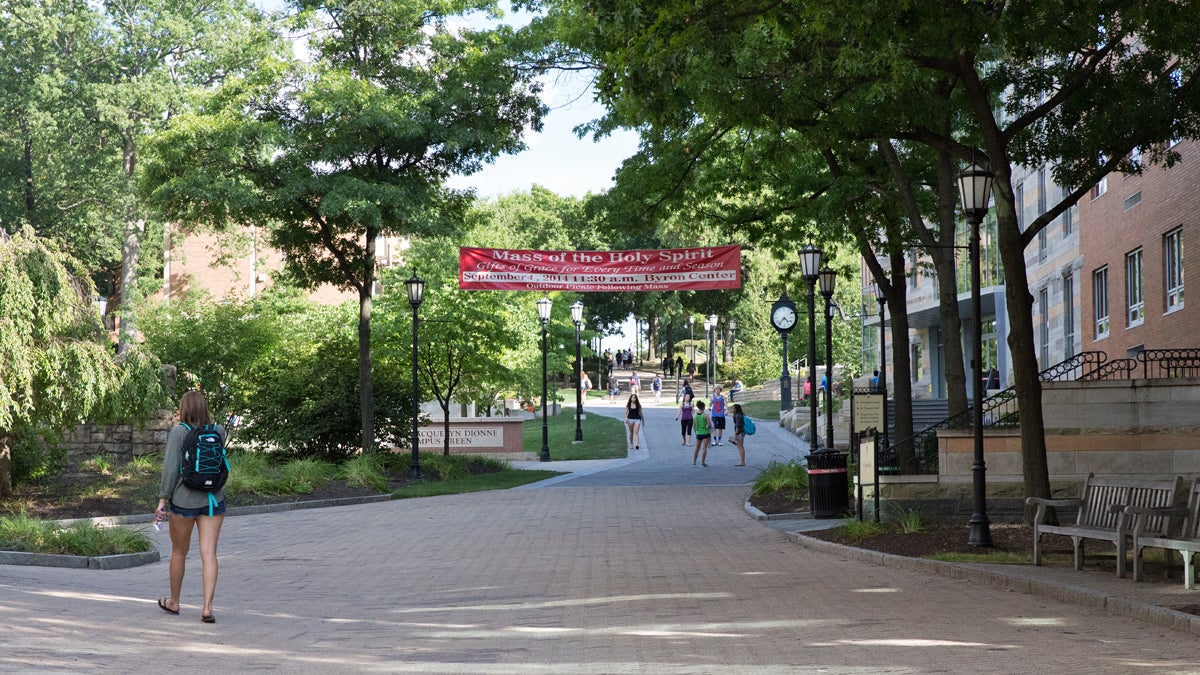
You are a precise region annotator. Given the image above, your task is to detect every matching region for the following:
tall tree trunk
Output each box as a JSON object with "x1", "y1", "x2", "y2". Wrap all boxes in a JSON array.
[
  {"x1": 0, "y1": 435, "x2": 12, "y2": 499},
  {"x1": 934, "y1": 155, "x2": 969, "y2": 419},
  {"x1": 992, "y1": 168, "x2": 1052, "y2": 522},
  {"x1": 117, "y1": 139, "x2": 141, "y2": 354},
  {"x1": 887, "y1": 251, "x2": 915, "y2": 470},
  {"x1": 359, "y1": 229, "x2": 377, "y2": 454},
  {"x1": 646, "y1": 315, "x2": 658, "y2": 361}
]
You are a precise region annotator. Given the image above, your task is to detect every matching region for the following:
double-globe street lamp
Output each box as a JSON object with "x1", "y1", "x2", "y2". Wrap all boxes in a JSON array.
[
  {"x1": 537, "y1": 296, "x2": 553, "y2": 462},
  {"x1": 405, "y1": 271, "x2": 425, "y2": 479},
  {"x1": 958, "y1": 162, "x2": 996, "y2": 547},
  {"x1": 819, "y1": 267, "x2": 837, "y2": 451},
  {"x1": 571, "y1": 300, "x2": 585, "y2": 443},
  {"x1": 799, "y1": 244, "x2": 822, "y2": 454}
]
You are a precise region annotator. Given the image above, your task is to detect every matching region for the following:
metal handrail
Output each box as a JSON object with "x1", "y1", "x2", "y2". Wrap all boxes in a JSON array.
[
  {"x1": 1079, "y1": 358, "x2": 1136, "y2": 381},
  {"x1": 876, "y1": 351, "x2": 1105, "y2": 476},
  {"x1": 1136, "y1": 348, "x2": 1200, "y2": 379}
]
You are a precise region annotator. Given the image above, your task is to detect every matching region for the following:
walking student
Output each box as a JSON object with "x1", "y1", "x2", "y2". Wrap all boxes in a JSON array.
[
  {"x1": 651, "y1": 373, "x2": 662, "y2": 404},
  {"x1": 677, "y1": 392, "x2": 694, "y2": 446},
  {"x1": 625, "y1": 392, "x2": 644, "y2": 450},
  {"x1": 731, "y1": 403, "x2": 747, "y2": 466},
  {"x1": 709, "y1": 385, "x2": 727, "y2": 446},
  {"x1": 692, "y1": 400, "x2": 712, "y2": 467},
  {"x1": 155, "y1": 390, "x2": 228, "y2": 624}
]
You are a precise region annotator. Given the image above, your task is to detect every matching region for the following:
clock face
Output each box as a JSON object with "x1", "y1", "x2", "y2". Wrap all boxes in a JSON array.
[{"x1": 772, "y1": 305, "x2": 796, "y2": 330}]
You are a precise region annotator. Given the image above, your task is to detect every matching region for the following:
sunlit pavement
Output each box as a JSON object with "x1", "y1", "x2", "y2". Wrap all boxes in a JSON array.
[{"x1": 3, "y1": 388, "x2": 1200, "y2": 671}]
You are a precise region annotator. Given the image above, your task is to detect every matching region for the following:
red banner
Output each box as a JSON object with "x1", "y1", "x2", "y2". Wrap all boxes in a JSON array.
[{"x1": 459, "y1": 245, "x2": 742, "y2": 292}]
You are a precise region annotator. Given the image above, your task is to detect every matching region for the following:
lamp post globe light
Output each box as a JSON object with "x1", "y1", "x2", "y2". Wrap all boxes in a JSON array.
[
  {"x1": 405, "y1": 271, "x2": 425, "y2": 479},
  {"x1": 571, "y1": 300, "x2": 585, "y2": 443},
  {"x1": 537, "y1": 295, "x2": 553, "y2": 462},
  {"x1": 958, "y1": 162, "x2": 996, "y2": 547},
  {"x1": 818, "y1": 267, "x2": 837, "y2": 451},
  {"x1": 799, "y1": 244, "x2": 822, "y2": 454}
]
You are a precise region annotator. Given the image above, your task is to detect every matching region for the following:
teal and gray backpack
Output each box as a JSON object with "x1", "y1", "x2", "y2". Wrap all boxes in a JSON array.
[{"x1": 179, "y1": 423, "x2": 230, "y2": 515}]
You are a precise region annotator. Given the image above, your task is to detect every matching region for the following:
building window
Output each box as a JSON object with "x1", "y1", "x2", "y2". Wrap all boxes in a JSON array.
[
  {"x1": 911, "y1": 343, "x2": 923, "y2": 382},
  {"x1": 1062, "y1": 204, "x2": 1073, "y2": 236},
  {"x1": 1094, "y1": 266, "x2": 1110, "y2": 339},
  {"x1": 1039, "y1": 288, "x2": 1050, "y2": 368},
  {"x1": 1126, "y1": 248, "x2": 1144, "y2": 327},
  {"x1": 1093, "y1": 154, "x2": 1108, "y2": 198},
  {"x1": 1038, "y1": 228, "x2": 1047, "y2": 263},
  {"x1": 1015, "y1": 183, "x2": 1025, "y2": 230},
  {"x1": 1165, "y1": 227, "x2": 1185, "y2": 311},
  {"x1": 1063, "y1": 273, "x2": 1075, "y2": 359},
  {"x1": 1123, "y1": 191, "x2": 1142, "y2": 211},
  {"x1": 1037, "y1": 166, "x2": 1047, "y2": 215}
]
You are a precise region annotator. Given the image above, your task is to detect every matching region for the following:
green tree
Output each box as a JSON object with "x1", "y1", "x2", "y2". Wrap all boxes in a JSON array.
[
  {"x1": 144, "y1": 1, "x2": 546, "y2": 454},
  {"x1": 0, "y1": 228, "x2": 165, "y2": 497}
]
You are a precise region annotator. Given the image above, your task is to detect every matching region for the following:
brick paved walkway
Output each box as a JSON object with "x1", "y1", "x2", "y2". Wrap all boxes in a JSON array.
[{"x1": 2, "y1": 402, "x2": 1199, "y2": 672}]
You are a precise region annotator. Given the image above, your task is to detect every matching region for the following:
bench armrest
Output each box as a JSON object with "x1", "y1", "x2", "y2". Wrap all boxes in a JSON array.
[
  {"x1": 1025, "y1": 497, "x2": 1082, "y2": 508},
  {"x1": 1026, "y1": 497, "x2": 1083, "y2": 525},
  {"x1": 1125, "y1": 505, "x2": 1188, "y2": 537},
  {"x1": 1124, "y1": 505, "x2": 1187, "y2": 517}
]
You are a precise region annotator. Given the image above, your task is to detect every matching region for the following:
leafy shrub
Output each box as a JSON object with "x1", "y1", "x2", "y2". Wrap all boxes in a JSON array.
[
  {"x1": 340, "y1": 454, "x2": 390, "y2": 493},
  {"x1": 750, "y1": 459, "x2": 808, "y2": 496},
  {"x1": 889, "y1": 505, "x2": 930, "y2": 534},
  {"x1": 836, "y1": 518, "x2": 885, "y2": 543},
  {"x1": 8, "y1": 424, "x2": 68, "y2": 486}
]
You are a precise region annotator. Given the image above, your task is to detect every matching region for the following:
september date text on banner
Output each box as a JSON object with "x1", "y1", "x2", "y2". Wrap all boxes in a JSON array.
[{"x1": 458, "y1": 246, "x2": 742, "y2": 292}]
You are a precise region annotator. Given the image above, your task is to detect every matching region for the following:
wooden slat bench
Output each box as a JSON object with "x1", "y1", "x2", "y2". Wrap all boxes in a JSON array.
[
  {"x1": 1128, "y1": 478, "x2": 1200, "y2": 589},
  {"x1": 1026, "y1": 474, "x2": 1185, "y2": 577}
]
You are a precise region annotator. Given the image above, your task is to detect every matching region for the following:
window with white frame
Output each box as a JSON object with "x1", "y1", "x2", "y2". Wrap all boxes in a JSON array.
[
  {"x1": 1063, "y1": 273, "x2": 1075, "y2": 359},
  {"x1": 1094, "y1": 154, "x2": 1108, "y2": 198},
  {"x1": 1126, "y1": 248, "x2": 1144, "y2": 327},
  {"x1": 1165, "y1": 227, "x2": 1184, "y2": 311},
  {"x1": 1094, "y1": 266, "x2": 1110, "y2": 339}
]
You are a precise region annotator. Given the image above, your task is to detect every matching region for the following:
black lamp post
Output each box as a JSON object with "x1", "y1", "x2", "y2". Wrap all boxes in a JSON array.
[
  {"x1": 875, "y1": 283, "x2": 888, "y2": 458},
  {"x1": 689, "y1": 315, "x2": 695, "y2": 380},
  {"x1": 819, "y1": 267, "x2": 837, "y2": 451},
  {"x1": 729, "y1": 319, "x2": 737, "y2": 360},
  {"x1": 708, "y1": 313, "x2": 718, "y2": 390},
  {"x1": 405, "y1": 271, "x2": 425, "y2": 479},
  {"x1": 799, "y1": 244, "x2": 822, "y2": 454},
  {"x1": 571, "y1": 300, "x2": 584, "y2": 443},
  {"x1": 537, "y1": 295, "x2": 553, "y2": 462},
  {"x1": 958, "y1": 161, "x2": 995, "y2": 547}
]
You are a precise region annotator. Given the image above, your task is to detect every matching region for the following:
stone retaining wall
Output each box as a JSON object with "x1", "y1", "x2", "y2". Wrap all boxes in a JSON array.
[{"x1": 62, "y1": 410, "x2": 175, "y2": 461}]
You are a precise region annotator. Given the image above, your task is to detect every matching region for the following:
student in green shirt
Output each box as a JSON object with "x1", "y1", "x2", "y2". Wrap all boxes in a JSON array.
[{"x1": 692, "y1": 400, "x2": 712, "y2": 467}]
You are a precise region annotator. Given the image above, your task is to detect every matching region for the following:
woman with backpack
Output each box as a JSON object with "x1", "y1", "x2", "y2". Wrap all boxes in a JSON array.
[
  {"x1": 731, "y1": 403, "x2": 748, "y2": 466},
  {"x1": 155, "y1": 390, "x2": 228, "y2": 624}
]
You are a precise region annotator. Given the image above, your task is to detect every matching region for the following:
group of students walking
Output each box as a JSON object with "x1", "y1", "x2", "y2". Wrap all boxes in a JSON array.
[
  {"x1": 622, "y1": 381, "x2": 751, "y2": 467},
  {"x1": 674, "y1": 384, "x2": 748, "y2": 468}
]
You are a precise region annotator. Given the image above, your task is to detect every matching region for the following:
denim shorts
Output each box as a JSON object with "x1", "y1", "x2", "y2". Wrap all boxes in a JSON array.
[{"x1": 169, "y1": 500, "x2": 226, "y2": 518}]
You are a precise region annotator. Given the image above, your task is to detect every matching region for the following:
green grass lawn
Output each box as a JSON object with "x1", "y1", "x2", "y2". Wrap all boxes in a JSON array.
[
  {"x1": 735, "y1": 400, "x2": 785, "y2": 420},
  {"x1": 522, "y1": 407, "x2": 628, "y2": 460}
]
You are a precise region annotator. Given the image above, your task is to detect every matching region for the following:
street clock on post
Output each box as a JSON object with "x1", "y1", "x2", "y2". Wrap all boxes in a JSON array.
[
  {"x1": 770, "y1": 295, "x2": 798, "y2": 333},
  {"x1": 770, "y1": 293, "x2": 797, "y2": 410}
]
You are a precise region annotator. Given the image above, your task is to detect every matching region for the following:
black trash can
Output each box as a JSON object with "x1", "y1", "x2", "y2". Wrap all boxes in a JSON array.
[{"x1": 808, "y1": 450, "x2": 849, "y2": 518}]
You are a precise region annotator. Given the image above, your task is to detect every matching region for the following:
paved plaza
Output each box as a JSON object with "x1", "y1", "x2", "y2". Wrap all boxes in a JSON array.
[{"x1": 2, "y1": 397, "x2": 1200, "y2": 673}]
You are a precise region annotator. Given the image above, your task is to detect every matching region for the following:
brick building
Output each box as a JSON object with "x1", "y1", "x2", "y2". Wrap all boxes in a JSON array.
[
  {"x1": 1078, "y1": 139, "x2": 1196, "y2": 360},
  {"x1": 162, "y1": 224, "x2": 406, "y2": 305}
]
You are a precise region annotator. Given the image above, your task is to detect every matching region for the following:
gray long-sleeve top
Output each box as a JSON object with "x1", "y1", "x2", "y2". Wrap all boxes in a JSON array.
[{"x1": 159, "y1": 422, "x2": 227, "y2": 509}]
